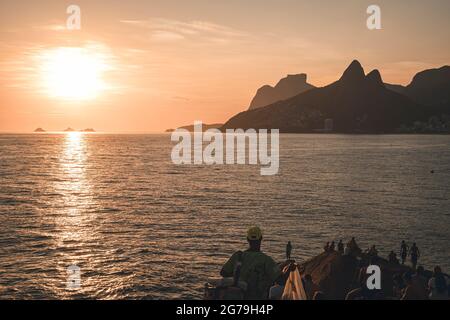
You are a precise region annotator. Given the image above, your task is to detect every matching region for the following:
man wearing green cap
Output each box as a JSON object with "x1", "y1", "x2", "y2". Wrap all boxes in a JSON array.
[{"x1": 220, "y1": 226, "x2": 281, "y2": 300}]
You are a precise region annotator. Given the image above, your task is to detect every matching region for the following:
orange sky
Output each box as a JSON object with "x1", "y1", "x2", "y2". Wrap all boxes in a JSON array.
[{"x1": 1, "y1": 0, "x2": 449, "y2": 132}]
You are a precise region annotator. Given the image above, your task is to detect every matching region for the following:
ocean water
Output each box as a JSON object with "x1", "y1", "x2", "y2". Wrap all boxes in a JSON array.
[{"x1": 0, "y1": 133, "x2": 449, "y2": 299}]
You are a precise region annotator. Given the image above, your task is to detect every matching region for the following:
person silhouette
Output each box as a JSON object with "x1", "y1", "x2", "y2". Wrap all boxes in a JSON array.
[
  {"x1": 400, "y1": 241, "x2": 408, "y2": 265},
  {"x1": 286, "y1": 241, "x2": 292, "y2": 260},
  {"x1": 409, "y1": 243, "x2": 420, "y2": 270},
  {"x1": 337, "y1": 240, "x2": 344, "y2": 254},
  {"x1": 330, "y1": 241, "x2": 336, "y2": 251},
  {"x1": 388, "y1": 251, "x2": 398, "y2": 264}
]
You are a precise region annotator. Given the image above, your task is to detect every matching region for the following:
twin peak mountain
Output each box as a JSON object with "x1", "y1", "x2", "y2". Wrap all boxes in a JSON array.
[{"x1": 222, "y1": 60, "x2": 450, "y2": 133}]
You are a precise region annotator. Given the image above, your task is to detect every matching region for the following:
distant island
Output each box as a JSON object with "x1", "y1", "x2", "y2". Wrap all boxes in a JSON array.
[
  {"x1": 166, "y1": 123, "x2": 223, "y2": 132},
  {"x1": 222, "y1": 61, "x2": 450, "y2": 134},
  {"x1": 63, "y1": 127, "x2": 95, "y2": 132},
  {"x1": 33, "y1": 127, "x2": 96, "y2": 133}
]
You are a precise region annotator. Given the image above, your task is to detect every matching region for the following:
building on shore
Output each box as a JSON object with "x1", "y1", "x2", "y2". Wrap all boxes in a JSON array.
[{"x1": 324, "y1": 118, "x2": 334, "y2": 132}]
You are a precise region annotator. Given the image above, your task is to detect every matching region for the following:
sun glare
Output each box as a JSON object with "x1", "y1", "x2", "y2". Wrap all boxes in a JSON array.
[{"x1": 38, "y1": 46, "x2": 111, "y2": 101}]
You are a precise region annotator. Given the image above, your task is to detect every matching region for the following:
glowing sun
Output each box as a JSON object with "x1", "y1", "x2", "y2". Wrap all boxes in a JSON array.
[{"x1": 38, "y1": 46, "x2": 111, "y2": 100}]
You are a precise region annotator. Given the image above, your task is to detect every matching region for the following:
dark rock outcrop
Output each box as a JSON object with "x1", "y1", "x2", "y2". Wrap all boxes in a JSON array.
[
  {"x1": 248, "y1": 74, "x2": 315, "y2": 110},
  {"x1": 298, "y1": 251, "x2": 412, "y2": 299}
]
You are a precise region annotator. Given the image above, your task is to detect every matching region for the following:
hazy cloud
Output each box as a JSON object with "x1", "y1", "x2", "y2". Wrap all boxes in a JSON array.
[
  {"x1": 120, "y1": 18, "x2": 248, "y2": 43},
  {"x1": 33, "y1": 23, "x2": 67, "y2": 32}
]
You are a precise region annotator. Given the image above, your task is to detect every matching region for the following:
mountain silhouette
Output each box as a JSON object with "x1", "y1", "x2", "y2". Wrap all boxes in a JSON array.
[
  {"x1": 248, "y1": 73, "x2": 315, "y2": 110},
  {"x1": 222, "y1": 60, "x2": 428, "y2": 133},
  {"x1": 386, "y1": 66, "x2": 450, "y2": 111},
  {"x1": 339, "y1": 60, "x2": 366, "y2": 84}
]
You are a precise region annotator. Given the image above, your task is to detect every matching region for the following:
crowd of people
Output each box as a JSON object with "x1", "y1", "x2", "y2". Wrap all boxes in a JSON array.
[
  {"x1": 323, "y1": 238, "x2": 422, "y2": 269},
  {"x1": 212, "y1": 227, "x2": 449, "y2": 300},
  {"x1": 345, "y1": 257, "x2": 448, "y2": 300},
  {"x1": 323, "y1": 238, "x2": 448, "y2": 300},
  {"x1": 323, "y1": 237, "x2": 360, "y2": 256},
  {"x1": 394, "y1": 266, "x2": 448, "y2": 300}
]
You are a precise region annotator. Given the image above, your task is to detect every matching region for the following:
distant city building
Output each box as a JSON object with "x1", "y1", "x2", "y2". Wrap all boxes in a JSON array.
[{"x1": 324, "y1": 118, "x2": 334, "y2": 132}]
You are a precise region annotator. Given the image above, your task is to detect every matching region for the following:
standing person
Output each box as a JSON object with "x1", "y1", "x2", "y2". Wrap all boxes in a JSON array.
[
  {"x1": 220, "y1": 226, "x2": 281, "y2": 300},
  {"x1": 348, "y1": 237, "x2": 357, "y2": 248},
  {"x1": 368, "y1": 245, "x2": 378, "y2": 258},
  {"x1": 337, "y1": 240, "x2": 344, "y2": 254},
  {"x1": 346, "y1": 237, "x2": 361, "y2": 256},
  {"x1": 428, "y1": 266, "x2": 448, "y2": 300},
  {"x1": 388, "y1": 251, "x2": 399, "y2": 264},
  {"x1": 409, "y1": 243, "x2": 420, "y2": 270},
  {"x1": 323, "y1": 242, "x2": 330, "y2": 252},
  {"x1": 400, "y1": 241, "x2": 408, "y2": 265},
  {"x1": 286, "y1": 241, "x2": 292, "y2": 261},
  {"x1": 329, "y1": 241, "x2": 336, "y2": 252}
]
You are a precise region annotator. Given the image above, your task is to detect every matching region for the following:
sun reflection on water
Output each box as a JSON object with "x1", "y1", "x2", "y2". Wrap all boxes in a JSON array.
[{"x1": 53, "y1": 132, "x2": 98, "y2": 297}]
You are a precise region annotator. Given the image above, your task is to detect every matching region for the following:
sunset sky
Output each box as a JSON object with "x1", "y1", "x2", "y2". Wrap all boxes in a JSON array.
[{"x1": 1, "y1": 0, "x2": 449, "y2": 132}]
